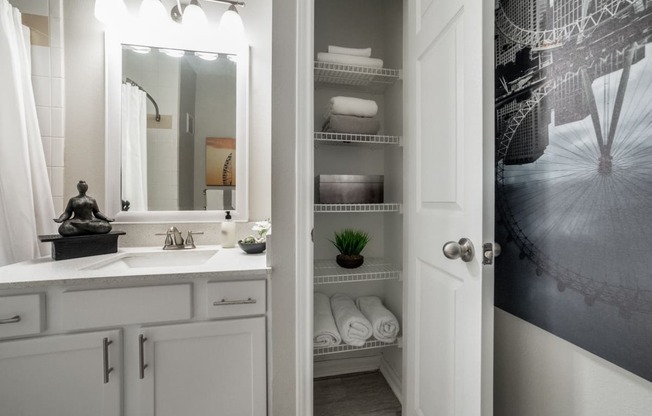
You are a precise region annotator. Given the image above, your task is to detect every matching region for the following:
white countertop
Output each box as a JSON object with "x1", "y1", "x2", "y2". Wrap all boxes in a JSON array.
[{"x1": 0, "y1": 245, "x2": 269, "y2": 289}]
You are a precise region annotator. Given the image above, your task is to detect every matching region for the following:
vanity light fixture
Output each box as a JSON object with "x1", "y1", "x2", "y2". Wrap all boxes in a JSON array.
[{"x1": 94, "y1": 0, "x2": 247, "y2": 46}]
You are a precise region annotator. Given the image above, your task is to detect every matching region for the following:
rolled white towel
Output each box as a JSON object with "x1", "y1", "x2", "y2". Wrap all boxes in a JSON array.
[
  {"x1": 328, "y1": 96, "x2": 378, "y2": 118},
  {"x1": 356, "y1": 296, "x2": 400, "y2": 343},
  {"x1": 330, "y1": 293, "x2": 372, "y2": 347},
  {"x1": 314, "y1": 292, "x2": 342, "y2": 348},
  {"x1": 317, "y1": 52, "x2": 384, "y2": 69},
  {"x1": 328, "y1": 45, "x2": 372, "y2": 57}
]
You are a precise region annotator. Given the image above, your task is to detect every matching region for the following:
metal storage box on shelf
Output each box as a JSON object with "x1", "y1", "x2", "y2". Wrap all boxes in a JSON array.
[{"x1": 315, "y1": 175, "x2": 384, "y2": 204}]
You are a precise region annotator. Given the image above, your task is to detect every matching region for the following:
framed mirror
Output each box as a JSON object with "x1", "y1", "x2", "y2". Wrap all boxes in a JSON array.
[{"x1": 105, "y1": 30, "x2": 249, "y2": 222}]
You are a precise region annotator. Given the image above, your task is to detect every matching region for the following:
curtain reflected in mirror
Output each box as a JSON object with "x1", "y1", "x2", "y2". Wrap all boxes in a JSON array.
[{"x1": 121, "y1": 45, "x2": 237, "y2": 211}]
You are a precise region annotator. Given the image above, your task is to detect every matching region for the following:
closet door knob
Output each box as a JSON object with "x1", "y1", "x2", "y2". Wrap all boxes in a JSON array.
[{"x1": 442, "y1": 238, "x2": 475, "y2": 262}]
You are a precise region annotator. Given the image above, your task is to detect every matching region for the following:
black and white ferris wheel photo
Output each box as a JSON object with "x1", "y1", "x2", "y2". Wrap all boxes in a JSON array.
[{"x1": 494, "y1": 0, "x2": 652, "y2": 381}]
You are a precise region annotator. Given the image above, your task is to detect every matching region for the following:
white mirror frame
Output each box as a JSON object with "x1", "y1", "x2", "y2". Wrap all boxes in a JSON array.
[{"x1": 104, "y1": 30, "x2": 249, "y2": 223}]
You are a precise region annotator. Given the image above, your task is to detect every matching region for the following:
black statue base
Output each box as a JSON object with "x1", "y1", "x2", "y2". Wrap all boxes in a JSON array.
[{"x1": 39, "y1": 231, "x2": 126, "y2": 261}]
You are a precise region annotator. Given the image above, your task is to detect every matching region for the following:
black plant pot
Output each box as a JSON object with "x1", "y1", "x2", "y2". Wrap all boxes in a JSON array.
[{"x1": 336, "y1": 254, "x2": 364, "y2": 269}]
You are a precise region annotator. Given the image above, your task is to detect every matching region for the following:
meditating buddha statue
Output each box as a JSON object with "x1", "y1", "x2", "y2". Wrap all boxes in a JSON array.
[{"x1": 54, "y1": 180, "x2": 114, "y2": 236}]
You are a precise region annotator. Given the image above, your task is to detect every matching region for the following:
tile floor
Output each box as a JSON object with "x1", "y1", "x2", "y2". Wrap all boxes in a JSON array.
[{"x1": 314, "y1": 371, "x2": 402, "y2": 416}]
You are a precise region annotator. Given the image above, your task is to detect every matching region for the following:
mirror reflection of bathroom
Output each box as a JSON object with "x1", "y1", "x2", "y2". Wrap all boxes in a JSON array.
[{"x1": 121, "y1": 45, "x2": 237, "y2": 212}]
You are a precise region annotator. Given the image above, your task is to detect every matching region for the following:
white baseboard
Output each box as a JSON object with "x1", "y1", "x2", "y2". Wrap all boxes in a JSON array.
[
  {"x1": 313, "y1": 355, "x2": 381, "y2": 379},
  {"x1": 380, "y1": 356, "x2": 403, "y2": 404}
]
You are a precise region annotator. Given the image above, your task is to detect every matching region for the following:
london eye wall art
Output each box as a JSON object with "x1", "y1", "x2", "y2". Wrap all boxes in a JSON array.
[{"x1": 495, "y1": 0, "x2": 652, "y2": 381}]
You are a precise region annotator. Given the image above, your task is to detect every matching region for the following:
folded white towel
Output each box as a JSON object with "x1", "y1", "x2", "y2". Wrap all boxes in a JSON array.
[
  {"x1": 328, "y1": 45, "x2": 372, "y2": 57},
  {"x1": 328, "y1": 96, "x2": 378, "y2": 118},
  {"x1": 314, "y1": 292, "x2": 342, "y2": 348},
  {"x1": 356, "y1": 296, "x2": 400, "y2": 343},
  {"x1": 317, "y1": 52, "x2": 384, "y2": 69},
  {"x1": 330, "y1": 293, "x2": 373, "y2": 347}
]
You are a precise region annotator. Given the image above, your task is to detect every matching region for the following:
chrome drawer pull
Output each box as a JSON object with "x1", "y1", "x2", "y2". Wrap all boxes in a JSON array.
[
  {"x1": 213, "y1": 298, "x2": 257, "y2": 306},
  {"x1": 103, "y1": 338, "x2": 113, "y2": 384},
  {"x1": 139, "y1": 334, "x2": 148, "y2": 380},
  {"x1": 0, "y1": 315, "x2": 21, "y2": 324}
]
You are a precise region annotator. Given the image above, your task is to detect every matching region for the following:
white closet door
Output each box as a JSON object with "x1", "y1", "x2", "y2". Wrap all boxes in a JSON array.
[{"x1": 404, "y1": 0, "x2": 494, "y2": 415}]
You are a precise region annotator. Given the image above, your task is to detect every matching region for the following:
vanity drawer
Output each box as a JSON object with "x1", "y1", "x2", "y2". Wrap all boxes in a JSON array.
[
  {"x1": 61, "y1": 284, "x2": 192, "y2": 330},
  {"x1": 207, "y1": 280, "x2": 266, "y2": 318},
  {"x1": 0, "y1": 294, "x2": 45, "y2": 339}
]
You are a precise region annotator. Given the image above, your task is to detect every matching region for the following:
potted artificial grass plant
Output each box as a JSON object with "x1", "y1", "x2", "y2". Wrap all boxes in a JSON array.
[{"x1": 330, "y1": 229, "x2": 370, "y2": 269}]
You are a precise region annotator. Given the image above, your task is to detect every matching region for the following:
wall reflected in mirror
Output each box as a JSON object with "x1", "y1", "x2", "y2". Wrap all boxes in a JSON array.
[{"x1": 121, "y1": 44, "x2": 237, "y2": 212}]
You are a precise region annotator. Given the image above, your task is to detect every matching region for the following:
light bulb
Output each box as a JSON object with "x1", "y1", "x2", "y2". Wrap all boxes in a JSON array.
[
  {"x1": 161, "y1": 48, "x2": 185, "y2": 58},
  {"x1": 195, "y1": 52, "x2": 218, "y2": 61},
  {"x1": 94, "y1": 0, "x2": 128, "y2": 27},
  {"x1": 216, "y1": 5, "x2": 246, "y2": 53},
  {"x1": 131, "y1": 45, "x2": 151, "y2": 54},
  {"x1": 139, "y1": 0, "x2": 167, "y2": 26},
  {"x1": 182, "y1": 4, "x2": 208, "y2": 30}
]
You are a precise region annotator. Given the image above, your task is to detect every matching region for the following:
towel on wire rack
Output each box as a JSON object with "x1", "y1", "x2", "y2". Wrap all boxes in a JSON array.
[
  {"x1": 328, "y1": 45, "x2": 372, "y2": 57},
  {"x1": 330, "y1": 293, "x2": 373, "y2": 347},
  {"x1": 317, "y1": 52, "x2": 384, "y2": 69},
  {"x1": 314, "y1": 292, "x2": 342, "y2": 348},
  {"x1": 356, "y1": 296, "x2": 400, "y2": 343},
  {"x1": 327, "y1": 96, "x2": 378, "y2": 118},
  {"x1": 322, "y1": 114, "x2": 381, "y2": 135}
]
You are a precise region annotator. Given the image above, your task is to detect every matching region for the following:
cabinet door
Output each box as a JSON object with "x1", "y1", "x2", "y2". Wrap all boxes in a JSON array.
[
  {"x1": 404, "y1": 0, "x2": 494, "y2": 415},
  {"x1": 0, "y1": 330, "x2": 121, "y2": 416},
  {"x1": 138, "y1": 318, "x2": 266, "y2": 416}
]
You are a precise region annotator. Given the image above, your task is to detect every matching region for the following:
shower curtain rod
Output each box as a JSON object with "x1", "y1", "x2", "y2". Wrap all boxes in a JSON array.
[{"x1": 124, "y1": 78, "x2": 161, "y2": 122}]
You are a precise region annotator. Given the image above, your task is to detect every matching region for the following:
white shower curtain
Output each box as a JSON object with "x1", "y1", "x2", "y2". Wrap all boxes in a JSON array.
[
  {"x1": 0, "y1": 0, "x2": 56, "y2": 266},
  {"x1": 121, "y1": 84, "x2": 148, "y2": 211}
]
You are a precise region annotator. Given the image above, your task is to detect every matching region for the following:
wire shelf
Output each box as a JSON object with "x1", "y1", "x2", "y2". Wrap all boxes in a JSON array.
[
  {"x1": 314, "y1": 338, "x2": 399, "y2": 356},
  {"x1": 314, "y1": 203, "x2": 402, "y2": 213},
  {"x1": 314, "y1": 61, "x2": 401, "y2": 92},
  {"x1": 314, "y1": 132, "x2": 402, "y2": 146},
  {"x1": 314, "y1": 258, "x2": 401, "y2": 284}
]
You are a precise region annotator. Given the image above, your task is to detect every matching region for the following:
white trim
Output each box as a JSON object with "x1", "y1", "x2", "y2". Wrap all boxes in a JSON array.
[
  {"x1": 380, "y1": 356, "x2": 403, "y2": 405},
  {"x1": 313, "y1": 356, "x2": 381, "y2": 379},
  {"x1": 294, "y1": 0, "x2": 315, "y2": 415}
]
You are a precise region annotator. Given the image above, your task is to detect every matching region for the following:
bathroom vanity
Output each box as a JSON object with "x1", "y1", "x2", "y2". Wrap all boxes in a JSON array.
[{"x1": 0, "y1": 247, "x2": 269, "y2": 416}]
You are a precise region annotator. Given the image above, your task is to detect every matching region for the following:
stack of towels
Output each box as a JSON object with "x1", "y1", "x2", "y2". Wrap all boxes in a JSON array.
[
  {"x1": 314, "y1": 292, "x2": 400, "y2": 348},
  {"x1": 323, "y1": 96, "x2": 381, "y2": 135},
  {"x1": 317, "y1": 45, "x2": 384, "y2": 69}
]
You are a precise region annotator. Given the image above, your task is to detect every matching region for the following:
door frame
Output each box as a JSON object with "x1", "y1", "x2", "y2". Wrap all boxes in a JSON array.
[{"x1": 285, "y1": 0, "x2": 494, "y2": 415}]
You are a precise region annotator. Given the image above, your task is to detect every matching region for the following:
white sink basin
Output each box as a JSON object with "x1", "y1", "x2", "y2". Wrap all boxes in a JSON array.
[{"x1": 84, "y1": 249, "x2": 219, "y2": 272}]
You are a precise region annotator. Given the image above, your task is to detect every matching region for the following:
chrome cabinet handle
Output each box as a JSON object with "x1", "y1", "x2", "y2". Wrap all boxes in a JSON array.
[
  {"x1": 139, "y1": 334, "x2": 148, "y2": 380},
  {"x1": 442, "y1": 238, "x2": 475, "y2": 262},
  {"x1": 103, "y1": 338, "x2": 113, "y2": 384},
  {"x1": 0, "y1": 315, "x2": 21, "y2": 324},
  {"x1": 213, "y1": 298, "x2": 257, "y2": 306}
]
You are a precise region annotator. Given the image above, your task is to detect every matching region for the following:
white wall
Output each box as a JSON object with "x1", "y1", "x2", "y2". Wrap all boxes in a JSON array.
[{"x1": 495, "y1": 309, "x2": 652, "y2": 416}]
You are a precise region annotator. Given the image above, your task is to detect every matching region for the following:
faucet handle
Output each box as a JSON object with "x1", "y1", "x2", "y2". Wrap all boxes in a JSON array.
[
  {"x1": 185, "y1": 231, "x2": 204, "y2": 249},
  {"x1": 163, "y1": 233, "x2": 174, "y2": 249}
]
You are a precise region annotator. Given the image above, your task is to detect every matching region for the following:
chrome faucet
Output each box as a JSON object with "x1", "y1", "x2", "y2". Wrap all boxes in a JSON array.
[
  {"x1": 163, "y1": 226, "x2": 184, "y2": 250},
  {"x1": 157, "y1": 227, "x2": 204, "y2": 250}
]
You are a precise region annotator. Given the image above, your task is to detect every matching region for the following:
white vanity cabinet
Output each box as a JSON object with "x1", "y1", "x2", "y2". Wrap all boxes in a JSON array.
[
  {"x1": 136, "y1": 318, "x2": 266, "y2": 416},
  {"x1": 0, "y1": 329, "x2": 122, "y2": 416},
  {"x1": 0, "y1": 266, "x2": 269, "y2": 416}
]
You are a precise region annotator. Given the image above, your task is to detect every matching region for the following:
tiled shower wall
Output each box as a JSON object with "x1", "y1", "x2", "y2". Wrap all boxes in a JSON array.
[{"x1": 13, "y1": 0, "x2": 65, "y2": 212}]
